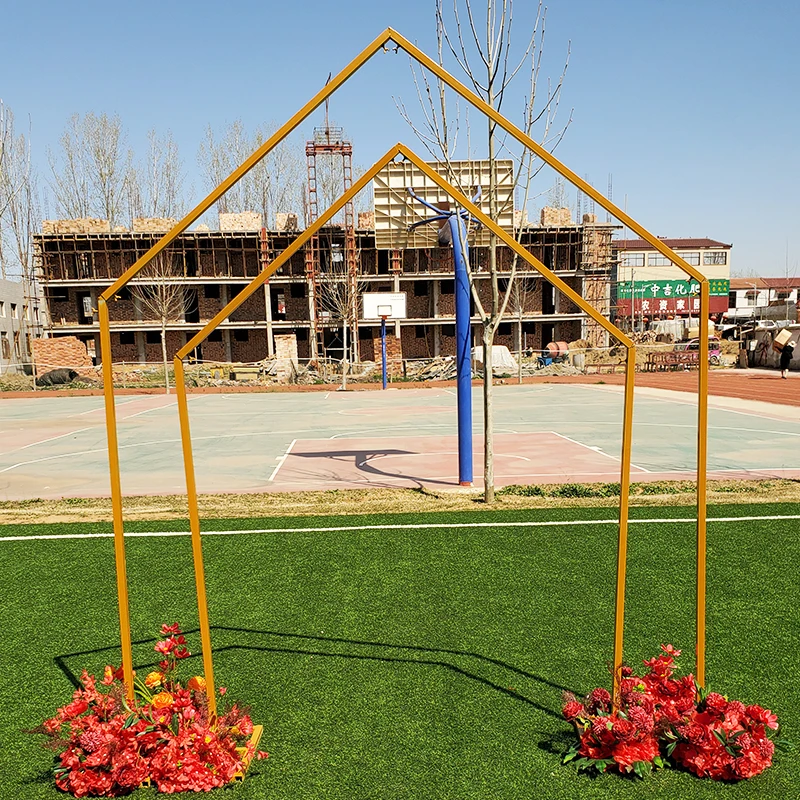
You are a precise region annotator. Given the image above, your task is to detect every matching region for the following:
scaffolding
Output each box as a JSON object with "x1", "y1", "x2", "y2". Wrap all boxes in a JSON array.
[{"x1": 304, "y1": 124, "x2": 358, "y2": 362}]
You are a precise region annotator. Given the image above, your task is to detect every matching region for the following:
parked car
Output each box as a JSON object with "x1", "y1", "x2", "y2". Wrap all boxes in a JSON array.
[{"x1": 675, "y1": 337, "x2": 721, "y2": 365}]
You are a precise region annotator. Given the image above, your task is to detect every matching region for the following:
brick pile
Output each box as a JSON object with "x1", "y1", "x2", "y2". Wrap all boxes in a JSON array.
[
  {"x1": 275, "y1": 213, "x2": 299, "y2": 232},
  {"x1": 274, "y1": 334, "x2": 299, "y2": 382},
  {"x1": 219, "y1": 212, "x2": 262, "y2": 232},
  {"x1": 385, "y1": 332, "x2": 403, "y2": 377},
  {"x1": 539, "y1": 207, "x2": 572, "y2": 226},
  {"x1": 42, "y1": 218, "x2": 111, "y2": 234},
  {"x1": 132, "y1": 218, "x2": 178, "y2": 233},
  {"x1": 32, "y1": 336, "x2": 93, "y2": 375}
]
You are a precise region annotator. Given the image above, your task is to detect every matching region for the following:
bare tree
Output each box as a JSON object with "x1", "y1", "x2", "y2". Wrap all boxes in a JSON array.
[
  {"x1": 48, "y1": 113, "x2": 134, "y2": 225},
  {"x1": 198, "y1": 120, "x2": 305, "y2": 226},
  {"x1": 399, "y1": 0, "x2": 571, "y2": 501},
  {"x1": 508, "y1": 274, "x2": 537, "y2": 383},
  {"x1": 315, "y1": 239, "x2": 366, "y2": 389},
  {"x1": 0, "y1": 102, "x2": 43, "y2": 377},
  {"x1": 127, "y1": 129, "x2": 186, "y2": 220},
  {"x1": 130, "y1": 253, "x2": 186, "y2": 393}
]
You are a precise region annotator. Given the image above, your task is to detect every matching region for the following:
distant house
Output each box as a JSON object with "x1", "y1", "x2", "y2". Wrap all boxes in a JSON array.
[
  {"x1": 727, "y1": 277, "x2": 800, "y2": 322},
  {"x1": 612, "y1": 238, "x2": 732, "y2": 324},
  {"x1": 0, "y1": 278, "x2": 30, "y2": 373}
]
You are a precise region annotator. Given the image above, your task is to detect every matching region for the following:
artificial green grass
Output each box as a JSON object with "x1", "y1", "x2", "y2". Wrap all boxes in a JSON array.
[{"x1": 1, "y1": 504, "x2": 798, "y2": 798}]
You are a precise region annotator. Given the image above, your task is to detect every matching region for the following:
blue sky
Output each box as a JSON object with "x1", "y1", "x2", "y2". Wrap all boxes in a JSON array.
[{"x1": 1, "y1": 0, "x2": 797, "y2": 275}]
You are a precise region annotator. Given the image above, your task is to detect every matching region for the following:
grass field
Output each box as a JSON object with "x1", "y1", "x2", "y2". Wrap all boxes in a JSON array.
[{"x1": 1, "y1": 503, "x2": 798, "y2": 798}]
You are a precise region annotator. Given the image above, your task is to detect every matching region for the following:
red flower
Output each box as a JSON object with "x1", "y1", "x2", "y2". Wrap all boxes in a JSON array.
[
  {"x1": 588, "y1": 687, "x2": 611, "y2": 712},
  {"x1": 612, "y1": 736, "x2": 659, "y2": 771},
  {"x1": 746, "y1": 705, "x2": 779, "y2": 730},
  {"x1": 562, "y1": 700, "x2": 585, "y2": 721},
  {"x1": 154, "y1": 639, "x2": 174, "y2": 655},
  {"x1": 627, "y1": 706, "x2": 654, "y2": 734},
  {"x1": 612, "y1": 717, "x2": 636, "y2": 741},
  {"x1": 61, "y1": 699, "x2": 89, "y2": 719},
  {"x1": 705, "y1": 692, "x2": 727, "y2": 714},
  {"x1": 161, "y1": 623, "x2": 181, "y2": 635}
]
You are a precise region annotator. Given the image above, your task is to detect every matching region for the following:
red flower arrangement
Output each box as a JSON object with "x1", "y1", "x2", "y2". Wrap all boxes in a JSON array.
[
  {"x1": 563, "y1": 644, "x2": 782, "y2": 781},
  {"x1": 33, "y1": 624, "x2": 267, "y2": 796}
]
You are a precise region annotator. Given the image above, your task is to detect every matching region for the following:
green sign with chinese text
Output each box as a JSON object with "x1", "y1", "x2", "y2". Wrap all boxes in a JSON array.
[{"x1": 618, "y1": 279, "x2": 729, "y2": 299}]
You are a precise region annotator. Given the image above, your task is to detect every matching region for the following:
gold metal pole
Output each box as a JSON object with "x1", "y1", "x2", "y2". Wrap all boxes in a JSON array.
[
  {"x1": 388, "y1": 30, "x2": 708, "y2": 287},
  {"x1": 173, "y1": 358, "x2": 217, "y2": 721},
  {"x1": 613, "y1": 345, "x2": 637, "y2": 701},
  {"x1": 696, "y1": 283, "x2": 710, "y2": 687},
  {"x1": 170, "y1": 146, "x2": 635, "y2": 712},
  {"x1": 99, "y1": 299, "x2": 135, "y2": 701},
  {"x1": 87, "y1": 26, "x2": 714, "y2": 708},
  {"x1": 99, "y1": 31, "x2": 393, "y2": 303},
  {"x1": 177, "y1": 145, "x2": 402, "y2": 359}
]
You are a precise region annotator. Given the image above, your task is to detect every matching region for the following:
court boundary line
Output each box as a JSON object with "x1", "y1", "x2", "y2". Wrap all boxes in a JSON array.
[
  {"x1": 2, "y1": 513, "x2": 798, "y2": 543},
  {"x1": 268, "y1": 439, "x2": 297, "y2": 482}
]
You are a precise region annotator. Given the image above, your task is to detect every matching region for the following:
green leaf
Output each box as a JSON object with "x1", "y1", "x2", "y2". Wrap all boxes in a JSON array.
[
  {"x1": 665, "y1": 741, "x2": 678, "y2": 757},
  {"x1": 632, "y1": 759, "x2": 653, "y2": 779}
]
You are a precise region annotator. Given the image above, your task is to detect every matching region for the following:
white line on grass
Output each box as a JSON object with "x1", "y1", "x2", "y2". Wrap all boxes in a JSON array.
[{"x1": 2, "y1": 513, "x2": 800, "y2": 543}]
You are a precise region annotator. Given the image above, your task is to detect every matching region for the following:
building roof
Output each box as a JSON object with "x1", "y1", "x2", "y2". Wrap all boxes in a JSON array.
[
  {"x1": 730, "y1": 278, "x2": 769, "y2": 290},
  {"x1": 613, "y1": 237, "x2": 732, "y2": 251},
  {"x1": 730, "y1": 277, "x2": 800, "y2": 290}
]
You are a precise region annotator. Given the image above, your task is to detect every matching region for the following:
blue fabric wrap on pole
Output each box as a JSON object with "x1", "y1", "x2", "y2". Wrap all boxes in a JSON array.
[
  {"x1": 449, "y1": 215, "x2": 473, "y2": 485},
  {"x1": 381, "y1": 317, "x2": 388, "y2": 390}
]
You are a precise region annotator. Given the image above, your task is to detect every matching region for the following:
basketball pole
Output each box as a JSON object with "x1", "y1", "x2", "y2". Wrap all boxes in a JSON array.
[
  {"x1": 407, "y1": 188, "x2": 474, "y2": 487},
  {"x1": 381, "y1": 315, "x2": 388, "y2": 389},
  {"x1": 450, "y1": 214, "x2": 474, "y2": 486}
]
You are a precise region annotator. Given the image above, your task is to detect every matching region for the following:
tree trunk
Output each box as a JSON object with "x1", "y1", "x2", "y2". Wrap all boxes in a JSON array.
[
  {"x1": 483, "y1": 324, "x2": 495, "y2": 503},
  {"x1": 342, "y1": 320, "x2": 348, "y2": 390},
  {"x1": 161, "y1": 324, "x2": 170, "y2": 394},
  {"x1": 517, "y1": 314, "x2": 523, "y2": 385}
]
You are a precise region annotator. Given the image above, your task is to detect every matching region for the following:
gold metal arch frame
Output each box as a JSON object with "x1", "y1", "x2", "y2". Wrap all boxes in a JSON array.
[{"x1": 98, "y1": 29, "x2": 710, "y2": 716}]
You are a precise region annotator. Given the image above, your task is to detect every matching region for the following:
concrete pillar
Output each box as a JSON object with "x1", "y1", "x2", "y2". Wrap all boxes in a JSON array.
[{"x1": 264, "y1": 282, "x2": 274, "y2": 356}]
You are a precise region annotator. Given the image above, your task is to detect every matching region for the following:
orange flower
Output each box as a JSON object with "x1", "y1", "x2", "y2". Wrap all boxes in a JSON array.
[
  {"x1": 151, "y1": 691, "x2": 174, "y2": 709},
  {"x1": 145, "y1": 671, "x2": 164, "y2": 689},
  {"x1": 187, "y1": 675, "x2": 206, "y2": 693}
]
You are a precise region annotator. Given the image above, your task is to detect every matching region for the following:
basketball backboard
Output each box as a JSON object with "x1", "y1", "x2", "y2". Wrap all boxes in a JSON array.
[
  {"x1": 362, "y1": 292, "x2": 407, "y2": 320},
  {"x1": 373, "y1": 159, "x2": 515, "y2": 250}
]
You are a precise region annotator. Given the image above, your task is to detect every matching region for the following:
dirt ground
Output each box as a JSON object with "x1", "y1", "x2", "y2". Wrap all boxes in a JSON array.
[{"x1": 2, "y1": 479, "x2": 799, "y2": 526}]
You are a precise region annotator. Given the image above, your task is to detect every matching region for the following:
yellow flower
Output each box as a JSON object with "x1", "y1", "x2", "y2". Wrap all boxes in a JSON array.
[
  {"x1": 151, "y1": 691, "x2": 174, "y2": 709},
  {"x1": 145, "y1": 671, "x2": 164, "y2": 688},
  {"x1": 187, "y1": 675, "x2": 206, "y2": 693}
]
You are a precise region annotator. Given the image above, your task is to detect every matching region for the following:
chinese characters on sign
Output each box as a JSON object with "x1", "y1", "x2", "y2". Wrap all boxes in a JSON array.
[{"x1": 616, "y1": 280, "x2": 730, "y2": 317}]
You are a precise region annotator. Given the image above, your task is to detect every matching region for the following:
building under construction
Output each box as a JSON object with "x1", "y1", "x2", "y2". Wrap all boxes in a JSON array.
[
  {"x1": 35, "y1": 215, "x2": 616, "y2": 367},
  {"x1": 34, "y1": 148, "x2": 619, "y2": 369}
]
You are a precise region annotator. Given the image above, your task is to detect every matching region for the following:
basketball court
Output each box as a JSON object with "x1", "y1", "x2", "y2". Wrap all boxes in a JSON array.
[{"x1": 1, "y1": 382, "x2": 798, "y2": 501}]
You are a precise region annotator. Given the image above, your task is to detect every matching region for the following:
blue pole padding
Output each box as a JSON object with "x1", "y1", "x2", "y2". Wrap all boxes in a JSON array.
[
  {"x1": 449, "y1": 215, "x2": 473, "y2": 485},
  {"x1": 381, "y1": 317, "x2": 388, "y2": 390}
]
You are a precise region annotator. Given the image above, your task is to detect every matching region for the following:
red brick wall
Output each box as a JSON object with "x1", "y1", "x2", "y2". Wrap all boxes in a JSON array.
[
  {"x1": 32, "y1": 336, "x2": 93, "y2": 375},
  {"x1": 400, "y1": 326, "x2": 436, "y2": 359},
  {"x1": 359, "y1": 328, "x2": 377, "y2": 361},
  {"x1": 112, "y1": 336, "x2": 139, "y2": 362},
  {"x1": 230, "y1": 332, "x2": 269, "y2": 363},
  {"x1": 107, "y1": 298, "x2": 135, "y2": 322},
  {"x1": 202, "y1": 338, "x2": 227, "y2": 362},
  {"x1": 229, "y1": 290, "x2": 266, "y2": 323},
  {"x1": 400, "y1": 281, "x2": 433, "y2": 318}
]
